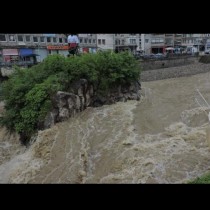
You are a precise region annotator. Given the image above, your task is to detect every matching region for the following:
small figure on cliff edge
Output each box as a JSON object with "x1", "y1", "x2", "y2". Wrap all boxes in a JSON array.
[{"x1": 67, "y1": 34, "x2": 80, "y2": 57}]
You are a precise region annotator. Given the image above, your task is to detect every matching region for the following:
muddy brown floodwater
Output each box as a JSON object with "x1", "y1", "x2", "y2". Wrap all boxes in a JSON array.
[{"x1": 1, "y1": 71, "x2": 210, "y2": 183}]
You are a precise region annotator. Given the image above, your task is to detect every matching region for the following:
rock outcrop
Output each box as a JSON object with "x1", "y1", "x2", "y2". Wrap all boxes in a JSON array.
[{"x1": 43, "y1": 79, "x2": 141, "y2": 129}]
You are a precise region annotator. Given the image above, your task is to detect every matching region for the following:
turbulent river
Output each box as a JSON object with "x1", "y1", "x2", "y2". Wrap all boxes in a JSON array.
[{"x1": 1, "y1": 71, "x2": 210, "y2": 183}]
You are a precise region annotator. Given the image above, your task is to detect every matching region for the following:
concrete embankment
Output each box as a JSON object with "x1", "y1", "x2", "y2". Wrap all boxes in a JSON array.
[{"x1": 141, "y1": 63, "x2": 210, "y2": 82}]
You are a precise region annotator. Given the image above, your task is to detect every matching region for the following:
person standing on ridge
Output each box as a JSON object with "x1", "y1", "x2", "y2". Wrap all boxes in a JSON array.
[{"x1": 67, "y1": 34, "x2": 80, "y2": 56}]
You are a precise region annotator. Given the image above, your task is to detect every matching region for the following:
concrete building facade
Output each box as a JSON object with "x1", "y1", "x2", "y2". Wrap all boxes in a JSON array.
[
  {"x1": 96, "y1": 34, "x2": 115, "y2": 50},
  {"x1": 0, "y1": 34, "x2": 68, "y2": 65},
  {"x1": 114, "y1": 34, "x2": 140, "y2": 53},
  {"x1": 78, "y1": 34, "x2": 97, "y2": 53},
  {"x1": 141, "y1": 34, "x2": 151, "y2": 54}
]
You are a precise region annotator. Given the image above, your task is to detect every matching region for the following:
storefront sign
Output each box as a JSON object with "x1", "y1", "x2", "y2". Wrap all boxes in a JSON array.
[
  {"x1": 47, "y1": 45, "x2": 69, "y2": 50},
  {"x1": 2, "y1": 49, "x2": 18, "y2": 55}
]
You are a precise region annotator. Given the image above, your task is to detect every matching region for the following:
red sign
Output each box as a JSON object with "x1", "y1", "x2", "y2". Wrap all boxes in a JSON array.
[
  {"x1": 83, "y1": 48, "x2": 89, "y2": 53},
  {"x1": 47, "y1": 45, "x2": 69, "y2": 50},
  {"x1": 2, "y1": 49, "x2": 18, "y2": 55}
]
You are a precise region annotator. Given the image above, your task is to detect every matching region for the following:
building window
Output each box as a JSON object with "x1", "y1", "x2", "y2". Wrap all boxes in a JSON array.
[
  {"x1": 59, "y1": 38, "x2": 63, "y2": 43},
  {"x1": 122, "y1": 40, "x2": 125, "y2": 45},
  {"x1": 40, "y1": 36, "x2": 45, "y2": 42},
  {"x1": 33, "y1": 36, "x2": 38, "y2": 43},
  {"x1": 65, "y1": 38, "x2": 67, "y2": 43},
  {"x1": 0, "y1": 34, "x2": 6, "y2": 42},
  {"x1": 8, "y1": 35, "x2": 16, "y2": 42},
  {"x1": 25, "y1": 35, "x2": 31, "y2": 42},
  {"x1": 53, "y1": 37, "x2": 57, "y2": 43},
  {"x1": 80, "y1": 38, "x2": 83, "y2": 43},
  {"x1": 93, "y1": 39, "x2": 96, "y2": 43},
  {"x1": 84, "y1": 39, "x2": 87, "y2": 43},
  {"x1": 145, "y1": 39, "x2": 149, "y2": 43},
  {"x1": 47, "y1": 37, "x2": 51, "y2": 42},
  {"x1": 98, "y1": 39, "x2": 101, "y2": 45},
  {"x1": 89, "y1": 39, "x2": 91, "y2": 43},
  {"x1": 130, "y1": 39, "x2": 136, "y2": 44},
  {"x1": 102, "y1": 39, "x2": 105, "y2": 45},
  {"x1": 151, "y1": 38, "x2": 163, "y2": 44},
  {"x1": 115, "y1": 40, "x2": 118, "y2": 45},
  {"x1": 18, "y1": 35, "x2": 23, "y2": 42}
]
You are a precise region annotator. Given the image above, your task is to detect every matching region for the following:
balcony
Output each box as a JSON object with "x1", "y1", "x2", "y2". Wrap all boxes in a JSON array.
[
  {"x1": 165, "y1": 34, "x2": 174, "y2": 37},
  {"x1": 175, "y1": 34, "x2": 182, "y2": 37},
  {"x1": 165, "y1": 42, "x2": 173, "y2": 46}
]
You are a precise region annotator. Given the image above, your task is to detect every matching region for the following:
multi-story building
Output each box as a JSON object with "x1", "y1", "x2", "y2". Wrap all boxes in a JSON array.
[
  {"x1": 174, "y1": 34, "x2": 182, "y2": 47},
  {"x1": 0, "y1": 33, "x2": 102, "y2": 66},
  {"x1": 150, "y1": 34, "x2": 165, "y2": 53},
  {"x1": 203, "y1": 34, "x2": 210, "y2": 51},
  {"x1": 0, "y1": 34, "x2": 68, "y2": 64},
  {"x1": 182, "y1": 34, "x2": 206, "y2": 51},
  {"x1": 141, "y1": 34, "x2": 151, "y2": 54},
  {"x1": 114, "y1": 34, "x2": 139, "y2": 53}
]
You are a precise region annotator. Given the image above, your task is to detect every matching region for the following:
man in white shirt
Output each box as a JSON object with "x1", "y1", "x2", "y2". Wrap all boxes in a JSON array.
[{"x1": 67, "y1": 34, "x2": 80, "y2": 56}]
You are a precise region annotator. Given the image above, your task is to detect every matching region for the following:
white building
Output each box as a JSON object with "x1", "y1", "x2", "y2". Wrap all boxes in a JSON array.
[
  {"x1": 141, "y1": 34, "x2": 151, "y2": 54},
  {"x1": 96, "y1": 34, "x2": 115, "y2": 50}
]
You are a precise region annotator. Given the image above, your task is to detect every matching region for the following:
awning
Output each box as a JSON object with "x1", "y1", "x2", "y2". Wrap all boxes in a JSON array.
[
  {"x1": 19, "y1": 48, "x2": 33, "y2": 56},
  {"x1": 165, "y1": 47, "x2": 174, "y2": 50}
]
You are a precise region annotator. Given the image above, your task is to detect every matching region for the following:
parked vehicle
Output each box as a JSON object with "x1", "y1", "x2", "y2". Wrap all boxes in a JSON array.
[
  {"x1": 205, "y1": 49, "x2": 210, "y2": 54},
  {"x1": 154, "y1": 53, "x2": 166, "y2": 59}
]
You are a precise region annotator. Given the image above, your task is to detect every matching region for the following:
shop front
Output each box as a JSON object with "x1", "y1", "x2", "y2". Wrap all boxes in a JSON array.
[
  {"x1": 2, "y1": 49, "x2": 19, "y2": 63},
  {"x1": 151, "y1": 47, "x2": 165, "y2": 54},
  {"x1": 19, "y1": 48, "x2": 39, "y2": 65},
  {"x1": 33, "y1": 48, "x2": 48, "y2": 62}
]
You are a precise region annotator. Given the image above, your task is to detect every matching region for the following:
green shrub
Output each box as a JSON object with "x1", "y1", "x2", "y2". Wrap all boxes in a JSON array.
[
  {"x1": 188, "y1": 172, "x2": 210, "y2": 184},
  {"x1": 0, "y1": 52, "x2": 141, "y2": 141}
]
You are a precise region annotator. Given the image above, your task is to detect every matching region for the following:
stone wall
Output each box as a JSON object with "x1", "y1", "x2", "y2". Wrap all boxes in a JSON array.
[
  {"x1": 199, "y1": 55, "x2": 210, "y2": 63},
  {"x1": 141, "y1": 56, "x2": 199, "y2": 71},
  {"x1": 140, "y1": 63, "x2": 210, "y2": 82}
]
